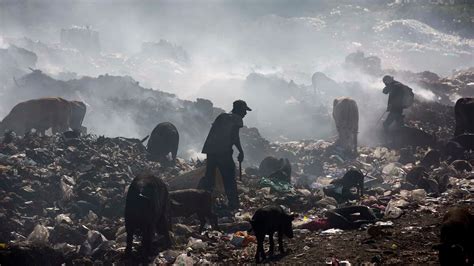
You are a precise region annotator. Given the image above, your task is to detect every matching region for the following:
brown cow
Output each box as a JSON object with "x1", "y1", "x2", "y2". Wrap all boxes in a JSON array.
[
  {"x1": 0, "y1": 97, "x2": 76, "y2": 135},
  {"x1": 454, "y1": 98, "x2": 474, "y2": 137},
  {"x1": 333, "y1": 97, "x2": 359, "y2": 156}
]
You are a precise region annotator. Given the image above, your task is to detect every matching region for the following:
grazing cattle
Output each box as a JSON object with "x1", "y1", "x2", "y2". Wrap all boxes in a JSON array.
[
  {"x1": 250, "y1": 205, "x2": 296, "y2": 263},
  {"x1": 125, "y1": 174, "x2": 172, "y2": 256},
  {"x1": 0, "y1": 98, "x2": 87, "y2": 136},
  {"x1": 333, "y1": 97, "x2": 359, "y2": 155},
  {"x1": 436, "y1": 207, "x2": 474, "y2": 265},
  {"x1": 147, "y1": 122, "x2": 179, "y2": 162},
  {"x1": 454, "y1": 98, "x2": 474, "y2": 137},
  {"x1": 0, "y1": 98, "x2": 72, "y2": 135}
]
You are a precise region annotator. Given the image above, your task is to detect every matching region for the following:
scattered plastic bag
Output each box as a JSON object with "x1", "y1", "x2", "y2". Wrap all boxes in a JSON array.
[
  {"x1": 27, "y1": 224, "x2": 50, "y2": 244},
  {"x1": 384, "y1": 202, "x2": 403, "y2": 219},
  {"x1": 410, "y1": 189, "x2": 427, "y2": 203},
  {"x1": 321, "y1": 228, "x2": 343, "y2": 235},
  {"x1": 79, "y1": 230, "x2": 108, "y2": 256},
  {"x1": 55, "y1": 214, "x2": 73, "y2": 225},
  {"x1": 174, "y1": 253, "x2": 194, "y2": 266},
  {"x1": 299, "y1": 218, "x2": 330, "y2": 231},
  {"x1": 187, "y1": 237, "x2": 207, "y2": 250},
  {"x1": 258, "y1": 177, "x2": 293, "y2": 193},
  {"x1": 230, "y1": 231, "x2": 256, "y2": 247},
  {"x1": 382, "y1": 163, "x2": 405, "y2": 177}
]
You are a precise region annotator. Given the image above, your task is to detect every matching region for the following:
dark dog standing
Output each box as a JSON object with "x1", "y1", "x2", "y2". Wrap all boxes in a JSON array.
[
  {"x1": 331, "y1": 168, "x2": 365, "y2": 198},
  {"x1": 125, "y1": 174, "x2": 172, "y2": 257},
  {"x1": 250, "y1": 205, "x2": 296, "y2": 263},
  {"x1": 169, "y1": 189, "x2": 219, "y2": 232}
]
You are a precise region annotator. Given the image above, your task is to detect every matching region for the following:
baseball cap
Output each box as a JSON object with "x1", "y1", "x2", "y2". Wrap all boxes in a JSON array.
[{"x1": 233, "y1": 100, "x2": 252, "y2": 111}]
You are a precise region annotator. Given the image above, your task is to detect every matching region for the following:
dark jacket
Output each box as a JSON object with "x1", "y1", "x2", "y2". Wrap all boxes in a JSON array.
[
  {"x1": 202, "y1": 113, "x2": 243, "y2": 154},
  {"x1": 383, "y1": 81, "x2": 406, "y2": 113}
]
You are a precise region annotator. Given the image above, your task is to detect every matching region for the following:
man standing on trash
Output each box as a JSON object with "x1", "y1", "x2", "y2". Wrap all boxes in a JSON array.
[
  {"x1": 382, "y1": 75, "x2": 413, "y2": 131},
  {"x1": 198, "y1": 100, "x2": 251, "y2": 210}
]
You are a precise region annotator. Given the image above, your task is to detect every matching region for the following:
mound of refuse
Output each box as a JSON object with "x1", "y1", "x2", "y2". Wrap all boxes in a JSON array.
[{"x1": 1, "y1": 127, "x2": 473, "y2": 264}]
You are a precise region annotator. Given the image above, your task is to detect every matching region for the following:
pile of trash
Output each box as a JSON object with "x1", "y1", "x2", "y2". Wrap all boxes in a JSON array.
[
  {"x1": 405, "y1": 99, "x2": 455, "y2": 140},
  {"x1": 0, "y1": 133, "x2": 195, "y2": 264},
  {"x1": 0, "y1": 126, "x2": 473, "y2": 264}
]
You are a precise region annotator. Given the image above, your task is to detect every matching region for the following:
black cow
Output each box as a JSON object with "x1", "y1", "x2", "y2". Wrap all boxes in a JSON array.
[
  {"x1": 436, "y1": 207, "x2": 474, "y2": 265},
  {"x1": 147, "y1": 122, "x2": 179, "y2": 162},
  {"x1": 454, "y1": 98, "x2": 474, "y2": 137},
  {"x1": 125, "y1": 174, "x2": 172, "y2": 256}
]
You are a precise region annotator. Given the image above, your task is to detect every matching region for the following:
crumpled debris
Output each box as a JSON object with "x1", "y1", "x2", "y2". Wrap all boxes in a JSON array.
[
  {"x1": 186, "y1": 237, "x2": 207, "y2": 251},
  {"x1": 230, "y1": 231, "x2": 256, "y2": 248},
  {"x1": 321, "y1": 228, "x2": 344, "y2": 235},
  {"x1": 78, "y1": 230, "x2": 110, "y2": 256},
  {"x1": 26, "y1": 225, "x2": 50, "y2": 245},
  {"x1": 1, "y1": 77, "x2": 474, "y2": 264},
  {"x1": 258, "y1": 177, "x2": 293, "y2": 193}
]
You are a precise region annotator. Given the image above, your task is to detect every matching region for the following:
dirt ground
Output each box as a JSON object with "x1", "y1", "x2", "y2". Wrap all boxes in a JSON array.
[{"x1": 223, "y1": 202, "x2": 473, "y2": 265}]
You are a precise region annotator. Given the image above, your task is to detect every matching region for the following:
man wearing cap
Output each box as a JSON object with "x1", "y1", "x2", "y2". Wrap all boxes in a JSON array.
[
  {"x1": 382, "y1": 75, "x2": 409, "y2": 131},
  {"x1": 199, "y1": 100, "x2": 251, "y2": 210}
]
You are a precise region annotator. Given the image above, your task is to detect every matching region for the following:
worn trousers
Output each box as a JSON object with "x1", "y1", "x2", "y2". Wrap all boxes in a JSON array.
[
  {"x1": 383, "y1": 110, "x2": 404, "y2": 131},
  {"x1": 198, "y1": 153, "x2": 239, "y2": 209}
]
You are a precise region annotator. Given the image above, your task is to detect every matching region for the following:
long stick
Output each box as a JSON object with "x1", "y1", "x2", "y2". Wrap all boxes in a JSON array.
[
  {"x1": 239, "y1": 161, "x2": 242, "y2": 181},
  {"x1": 376, "y1": 111, "x2": 387, "y2": 126}
]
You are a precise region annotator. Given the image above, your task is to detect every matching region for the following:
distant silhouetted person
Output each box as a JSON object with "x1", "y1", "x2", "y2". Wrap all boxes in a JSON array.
[
  {"x1": 382, "y1": 75, "x2": 414, "y2": 132},
  {"x1": 198, "y1": 100, "x2": 251, "y2": 210}
]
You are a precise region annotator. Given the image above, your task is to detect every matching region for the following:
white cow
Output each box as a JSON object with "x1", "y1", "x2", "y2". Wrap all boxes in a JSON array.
[{"x1": 332, "y1": 97, "x2": 359, "y2": 155}]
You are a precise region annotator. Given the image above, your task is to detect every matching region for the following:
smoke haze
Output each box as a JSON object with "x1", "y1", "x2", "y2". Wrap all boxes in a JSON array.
[{"x1": 0, "y1": 0, "x2": 473, "y2": 160}]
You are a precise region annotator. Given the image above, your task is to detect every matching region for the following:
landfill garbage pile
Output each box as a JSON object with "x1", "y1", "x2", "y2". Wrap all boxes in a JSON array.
[
  {"x1": 387, "y1": 67, "x2": 474, "y2": 106},
  {"x1": 405, "y1": 100, "x2": 455, "y2": 140},
  {"x1": 0, "y1": 133, "x2": 195, "y2": 264},
  {"x1": 0, "y1": 70, "x2": 275, "y2": 166},
  {"x1": 1, "y1": 127, "x2": 473, "y2": 264}
]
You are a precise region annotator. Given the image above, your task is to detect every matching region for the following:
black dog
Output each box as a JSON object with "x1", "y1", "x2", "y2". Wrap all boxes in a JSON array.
[
  {"x1": 250, "y1": 205, "x2": 296, "y2": 263},
  {"x1": 331, "y1": 168, "x2": 365, "y2": 198}
]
